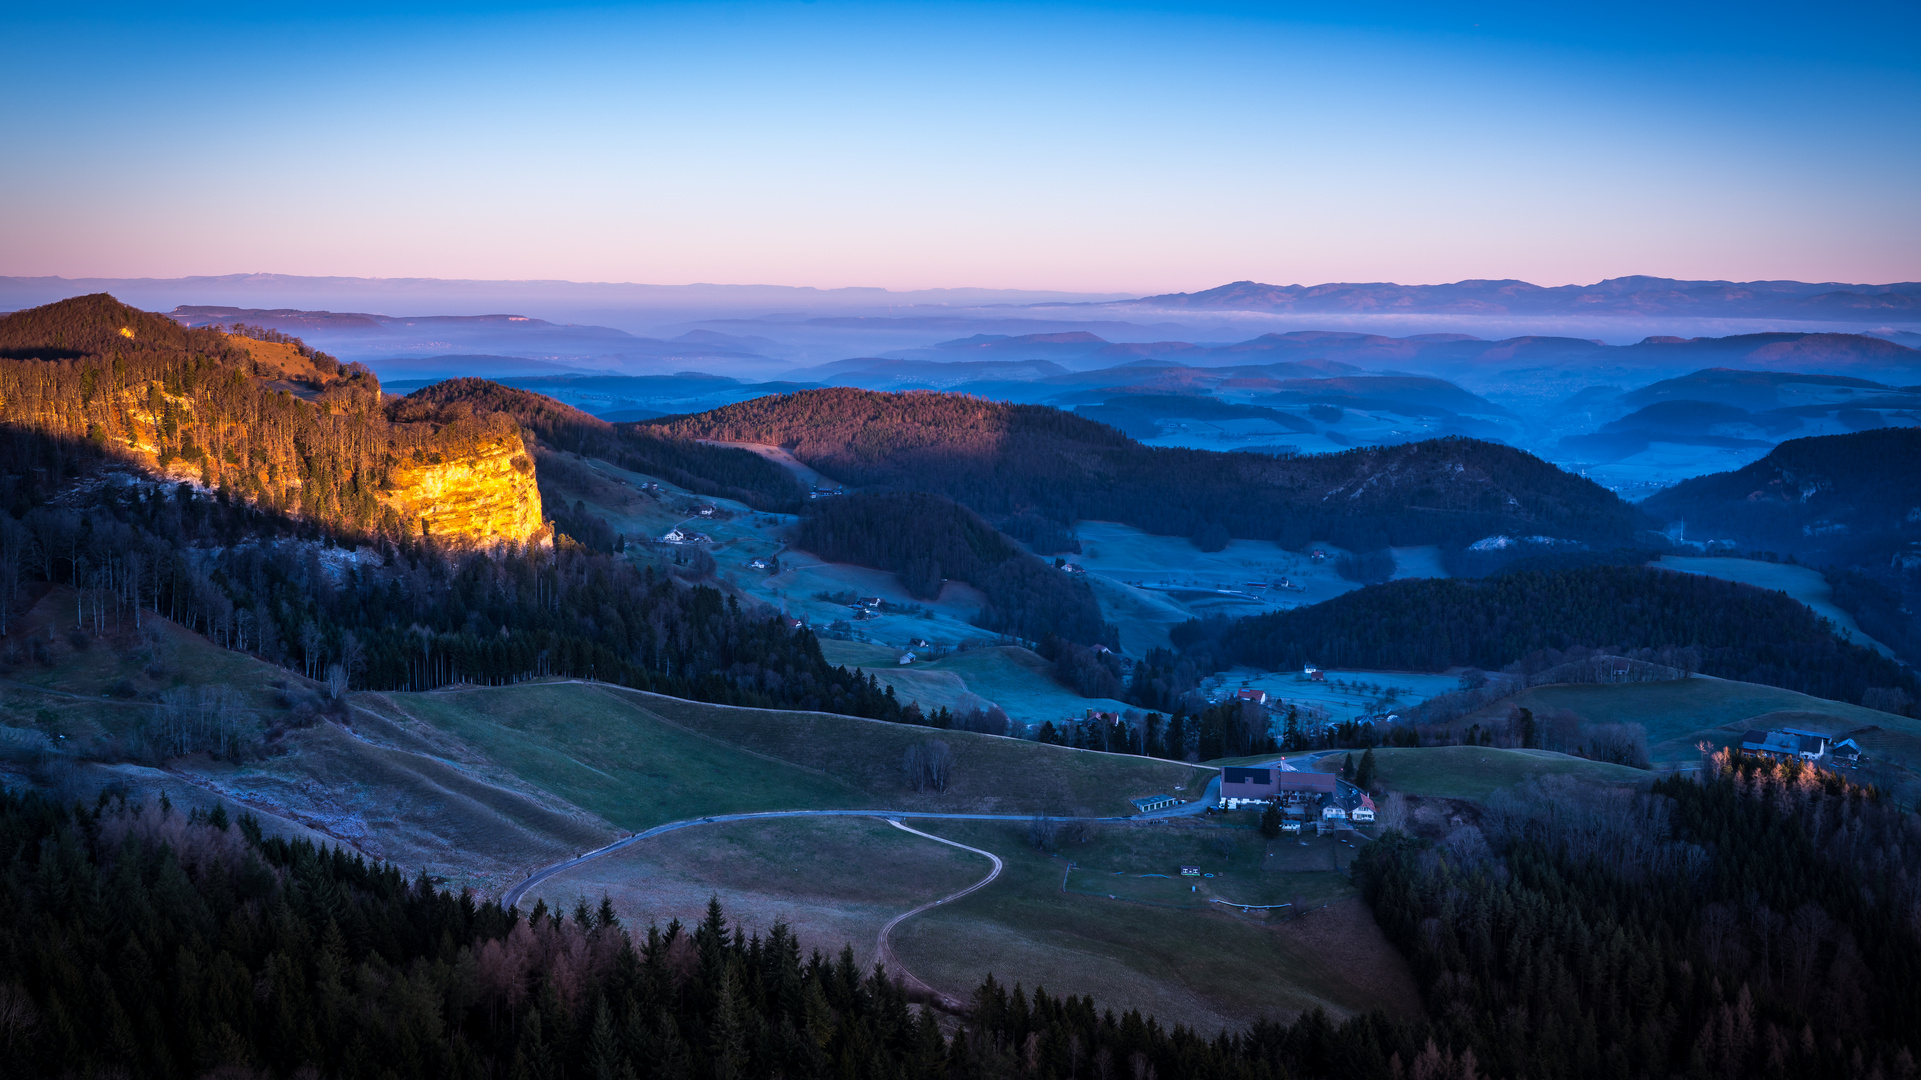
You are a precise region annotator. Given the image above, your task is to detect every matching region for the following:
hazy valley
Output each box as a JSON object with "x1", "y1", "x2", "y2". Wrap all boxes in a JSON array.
[{"x1": 1, "y1": 284, "x2": 1918, "y2": 1079}]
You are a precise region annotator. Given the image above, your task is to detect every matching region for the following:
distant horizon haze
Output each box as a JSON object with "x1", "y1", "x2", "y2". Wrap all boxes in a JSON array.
[{"x1": 3, "y1": 2, "x2": 1916, "y2": 290}]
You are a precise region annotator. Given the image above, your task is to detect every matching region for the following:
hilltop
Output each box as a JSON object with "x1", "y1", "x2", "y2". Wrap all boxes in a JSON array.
[
  {"x1": 0, "y1": 294, "x2": 542, "y2": 544},
  {"x1": 645, "y1": 387, "x2": 1650, "y2": 551}
]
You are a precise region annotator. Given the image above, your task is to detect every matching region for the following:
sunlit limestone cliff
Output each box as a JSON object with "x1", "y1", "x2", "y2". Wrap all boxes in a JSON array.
[
  {"x1": 379, "y1": 431, "x2": 544, "y2": 543},
  {"x1": 0, "y1": 294, "x2": 548, "y2": 546}
]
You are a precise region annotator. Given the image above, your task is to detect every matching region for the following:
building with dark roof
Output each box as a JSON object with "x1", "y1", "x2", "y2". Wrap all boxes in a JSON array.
[
  {"x1": 1219, "y1": 766, "x2": 1336, "y2": 809},
  {"x1": 1739, "y1": 728, "x2": 1831, "y2": 761}
]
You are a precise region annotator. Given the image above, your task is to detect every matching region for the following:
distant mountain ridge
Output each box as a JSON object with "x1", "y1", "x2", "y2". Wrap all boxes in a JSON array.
[{"x1": 1118, "y1": 277, "x2": 1921, "y2": 320}]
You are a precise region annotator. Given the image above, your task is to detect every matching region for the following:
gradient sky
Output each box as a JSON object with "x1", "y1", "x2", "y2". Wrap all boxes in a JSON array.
[{"x1": 4, "y1": 1, "x2": 1918, "y2": 292}]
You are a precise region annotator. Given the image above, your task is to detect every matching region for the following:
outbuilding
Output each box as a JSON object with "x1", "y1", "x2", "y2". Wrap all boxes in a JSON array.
[{"x1": 1131, "y1": 794, "x2": 1181, "y2": 813}]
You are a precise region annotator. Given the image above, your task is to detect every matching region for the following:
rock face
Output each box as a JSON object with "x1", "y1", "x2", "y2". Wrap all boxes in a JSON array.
[{"x1": 379, "y1": 432, "x2": 546, "y2": 544}]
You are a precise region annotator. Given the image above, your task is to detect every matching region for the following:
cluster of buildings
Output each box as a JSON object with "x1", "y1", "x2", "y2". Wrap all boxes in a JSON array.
[
  {"x1": 1738, "y1": 727, "x2": 1865, "y2": 769},
  {"x1": 1218, "y1": 765, "x2": 1375, "y2": 828}
]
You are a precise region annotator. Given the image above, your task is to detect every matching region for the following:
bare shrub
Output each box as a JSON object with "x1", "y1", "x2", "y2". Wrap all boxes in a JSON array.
[
  {"x1": 1027, "y1": 815, "x2": 1059, "y2": 851},
  {"x1": 901, "y1": 739, "x2": 955, "y2": 793},
  {"x1": 325, "y1": 663, "x2": 349, "y2": 701},
  {"x1": 1583, "y1": 722, "x2": 1651, "y2": 769}
]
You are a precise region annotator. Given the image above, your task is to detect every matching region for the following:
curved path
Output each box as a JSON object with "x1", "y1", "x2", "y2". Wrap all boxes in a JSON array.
[
  {"x1": 872, "y1": 820, "x2": 1004, "y2": 1010},
  {"x1": 501, "y1": 807, "x2": 1139, "y2": 910}
]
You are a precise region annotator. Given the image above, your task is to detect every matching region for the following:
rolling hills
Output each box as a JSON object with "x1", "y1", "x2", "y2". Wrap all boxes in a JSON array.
[{"x1": 645, "y1": 388, "x2": 1651, "y2": 551}]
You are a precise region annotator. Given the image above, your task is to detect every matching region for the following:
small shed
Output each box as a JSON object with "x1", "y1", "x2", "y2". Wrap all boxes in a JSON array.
[{"x1": 897, "y1": 651, "x2": 917, "y2": 665}]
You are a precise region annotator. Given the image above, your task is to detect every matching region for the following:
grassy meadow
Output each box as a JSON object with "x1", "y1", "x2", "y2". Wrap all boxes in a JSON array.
[{"x1": 892, "y1": 818, "x2": 1421, "y2": 1033}]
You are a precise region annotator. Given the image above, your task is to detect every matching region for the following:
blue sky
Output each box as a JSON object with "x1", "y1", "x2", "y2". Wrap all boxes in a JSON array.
[{"x1": 3, "y1": 1, "x2": 1917, "y2": 291}]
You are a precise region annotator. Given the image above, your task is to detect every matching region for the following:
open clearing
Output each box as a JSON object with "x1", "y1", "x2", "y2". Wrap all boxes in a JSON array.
[
  {"x1": 1364, "y1": 746, "x2": 1650, "y2": 802},
  {"x1": 892, "y1": 818, "x2": 1422, "y2": 1032},
  {"x1": 1653, "y1": 556, "x2": 1897, "y2": 658},
  {"x1": 1463, "y1": 677, "x2": 1921, "y2": 798},
  {"x1": 817, "y1": 641, "x2": 1138, "y2": 732},
  {"x1": 520, "y1": 815, "x2": 987, "y2": 972}
]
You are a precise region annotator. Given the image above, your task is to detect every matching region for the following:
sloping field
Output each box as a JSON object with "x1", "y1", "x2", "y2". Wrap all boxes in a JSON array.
[
  {"x1": 818, "y1": 640, "x2": 1137, "y2": 731},
  {"x1": 519, "y1": 815, "x2": 985, "y2": 971},
  {"x1": 1654, "y1": 556, "x2": 1895, "y2": 657},
  {"x1": 1464, "y1": 677, "x2": 1921, "y2": 798},
  {"x1": 625, "y1": 686, "x2": 1212, "y2": 816},
  {"x1": 361, "y1": 684, "x2": 871, "y2": 830},
  {"x1": 893, "y1": 818, "x2": 1423, "y2": 1033},
  {"x1": 0, "y1": 588, "x2": 615, "y2": 894},
  {"x1": 1365, "y1": 746, "x2": 1649, "y2": 802}
]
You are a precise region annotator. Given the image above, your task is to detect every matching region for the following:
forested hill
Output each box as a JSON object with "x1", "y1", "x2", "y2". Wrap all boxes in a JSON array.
[
  {"x1": 646, "y1": 388, "x2": 1649, "y2": 550},
  {"x1": 0, "y1": 294, "x2": 536, "y2": 542},
  {"x1": 796, "y1": 491, "x2": 1109, "y2": 643},
  {"x1": 405, "y1": 376, "x2": 806, "y2": 510},
  {"x1": 1175, "y1": 565, "x2": 1920, "y2": 707},
  {"x1": 1641, "y1": 427, "x2": 1921, "y2": 562}
]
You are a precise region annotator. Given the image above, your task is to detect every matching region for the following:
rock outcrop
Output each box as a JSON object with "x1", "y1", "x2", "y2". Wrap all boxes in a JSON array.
[{"x1": 379, "y1": 431, "x2": 546, "y2": 544}]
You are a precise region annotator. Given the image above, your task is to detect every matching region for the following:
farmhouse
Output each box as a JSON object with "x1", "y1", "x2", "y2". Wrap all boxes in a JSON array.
[
  {"x1": 1131, "y1": 794, "x2": 1181, "y2": 813},
  {"x1": 659, "y1": 527, "x2": 688, "y2": 544},
  {"x1": 897, "y1": 651, "x2": 916, "y2": 665},
  {"x1": 1235, "y1": 689, "x2": 1269, "y2": 706},
  {"x1": 1739, "y1": 727, "x2": 1831, "y2": 761},
  {"x1": 749, "y1": 557, "x2": 771, "y2": 570},
  {"x1": 1829, "y1": 738, "x2": 1864, "y2": 768},
  {"x1": 1218, "y1": 766, "x2": 1337, "y2": 809}
]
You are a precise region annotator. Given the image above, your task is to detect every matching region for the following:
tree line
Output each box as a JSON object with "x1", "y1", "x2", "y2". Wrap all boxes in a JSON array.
[
  {"x1": 401, "y1": 379, "x2": 806, "y2": 512},
  {"x1": 645, "y1": 387, "x2": 1651, "y2": 552},
  {"x1": 795, "y1": 492, "x2": 1111, "y2": 646},
  {"x1": 1173, "y1": 565, "x2": 1921, "y2": 709},
  {"x1": 1356, "y1": 753, "x2": 1921, "y2": 1078},
  {"x1": 0, "y1": 294, "x2": 526, "y2": 541},
  {"x1": 0, "y1": 479, "x2": 917, "y2": 745},
  {"x1": 0, "y1": 785, "x2": 1446, "y2": 1080}
]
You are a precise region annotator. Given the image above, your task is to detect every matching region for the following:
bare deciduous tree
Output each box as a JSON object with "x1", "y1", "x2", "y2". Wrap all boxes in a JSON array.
[{"x1": 901, "y1": 739, "x2": 955, "y2": 793}]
